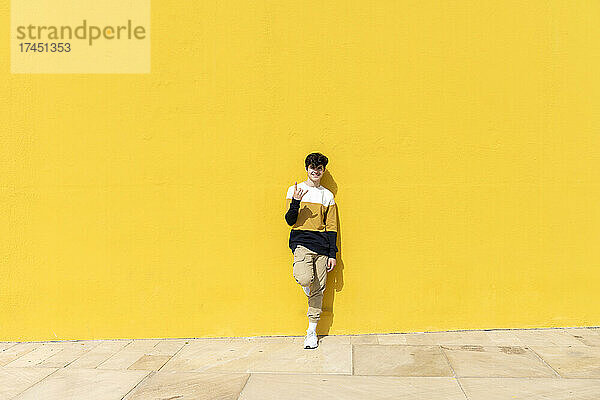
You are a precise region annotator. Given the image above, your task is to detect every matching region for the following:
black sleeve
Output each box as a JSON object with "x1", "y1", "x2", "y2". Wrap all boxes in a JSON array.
[
  {"x1": 285, "y1": 198, "x2": 301, "y2": 226},
  {"x1": 326, "y1": 231, "x2": 338, "y2": 258}
]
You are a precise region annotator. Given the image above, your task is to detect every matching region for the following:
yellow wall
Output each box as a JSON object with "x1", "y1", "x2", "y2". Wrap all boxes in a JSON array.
[{"x1": 2, "y1": 1, "x2": 600, "y2": 341}]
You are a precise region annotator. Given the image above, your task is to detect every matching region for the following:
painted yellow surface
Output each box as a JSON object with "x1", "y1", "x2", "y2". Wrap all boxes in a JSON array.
[{"x1": 2, "y1": 1, "x2": 600, "y2": 341}]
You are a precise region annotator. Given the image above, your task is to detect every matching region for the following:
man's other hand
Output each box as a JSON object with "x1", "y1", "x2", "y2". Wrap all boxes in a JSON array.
[{"x1": 327, "y1": 258, "x2": 336, "y2": 272}]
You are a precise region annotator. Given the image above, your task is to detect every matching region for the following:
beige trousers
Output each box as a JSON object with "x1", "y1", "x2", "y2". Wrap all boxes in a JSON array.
[{"x1": 292, "y1": 245, "x2": 328, "y2": 323}]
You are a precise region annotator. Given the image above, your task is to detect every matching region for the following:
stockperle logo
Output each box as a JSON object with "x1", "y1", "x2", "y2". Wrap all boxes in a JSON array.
[{"x1": 11, "y1": 0, "x2": 150, "y2": 73}]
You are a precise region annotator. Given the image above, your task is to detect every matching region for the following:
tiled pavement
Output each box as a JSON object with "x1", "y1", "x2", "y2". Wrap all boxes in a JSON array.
[{"x1": 1, "y1": 327, "x2": 600, "y2": 399}]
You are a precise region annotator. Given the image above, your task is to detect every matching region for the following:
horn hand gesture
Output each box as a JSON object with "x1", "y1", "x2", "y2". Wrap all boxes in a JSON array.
[{"x1": 292, "y1": 182, "x2": 308, "y2": 201}]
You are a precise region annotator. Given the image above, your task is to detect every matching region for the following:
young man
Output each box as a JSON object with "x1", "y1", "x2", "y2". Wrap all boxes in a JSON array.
[{"x1": 285, "y1": 152, "x2": 338, "y2": 349}]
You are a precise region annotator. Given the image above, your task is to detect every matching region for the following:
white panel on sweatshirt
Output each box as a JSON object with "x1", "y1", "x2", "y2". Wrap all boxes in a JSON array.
[{"x1": 286, "y1": 182, "x2": 334, "y2": 206}]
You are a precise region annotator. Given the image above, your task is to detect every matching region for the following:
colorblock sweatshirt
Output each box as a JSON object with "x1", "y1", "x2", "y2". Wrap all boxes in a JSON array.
[{"x1": 285, "y1": 181, "x2": 338, "y2": 258}]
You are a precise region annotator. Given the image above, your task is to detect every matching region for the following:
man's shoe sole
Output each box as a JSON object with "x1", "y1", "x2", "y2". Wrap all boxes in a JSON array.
[{"x1": 304, "y1": 340, "x2": 318, "y2": 349}]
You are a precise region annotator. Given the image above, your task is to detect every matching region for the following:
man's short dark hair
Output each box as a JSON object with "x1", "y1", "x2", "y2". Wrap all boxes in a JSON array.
[{"x1": 305, "y1": 152, "x2": 329, "y2": 169}]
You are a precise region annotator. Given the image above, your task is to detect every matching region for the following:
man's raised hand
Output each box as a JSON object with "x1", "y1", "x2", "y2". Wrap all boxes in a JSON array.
[{"x1": 292, "y1": 182, "x2": 308, "y2": 200}]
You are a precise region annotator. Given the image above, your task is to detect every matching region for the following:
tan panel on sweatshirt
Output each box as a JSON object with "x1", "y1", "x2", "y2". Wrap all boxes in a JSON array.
[
  {"x1": 325, "y1": 203, "x2": 338, "y2": 232},
  {"x1": 285, "y1": 200, "x2": 329, "y2": 231}
]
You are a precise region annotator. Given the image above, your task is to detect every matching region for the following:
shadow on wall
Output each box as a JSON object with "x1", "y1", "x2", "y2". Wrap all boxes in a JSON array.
[{"x1": 318, "y1": 170, "x2": 344, "y2": 335}]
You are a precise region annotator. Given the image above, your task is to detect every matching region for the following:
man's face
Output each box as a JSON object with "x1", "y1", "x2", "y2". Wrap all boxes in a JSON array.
[{"x1": 307, "y1": 164, "x2": 325, "y2": 183}]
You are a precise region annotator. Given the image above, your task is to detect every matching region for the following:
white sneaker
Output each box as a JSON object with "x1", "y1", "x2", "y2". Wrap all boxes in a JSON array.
[{"x1": 304, "y1": 330, "x2": 318, "y2": 349}]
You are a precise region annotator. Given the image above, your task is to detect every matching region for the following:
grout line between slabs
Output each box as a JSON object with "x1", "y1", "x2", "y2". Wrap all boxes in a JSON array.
[
  {"x1": 2, "y1": 346, "x2": 43, "y2": 368},
  {"x1": 350, "y1": 344, "x2": 354, "y2": 375},
  {"x1": 527, "y1": 347, "x2": 563, "y2": 378},
  {"x1": 55, "y1": 341, "x2": 104, "y2": 368},
  {"x1": 120, "y1": 371, "x2": 155, "y2": 400},
  {"x1": 236, "y1": 374, "x2": 252, "y2": 400},
  {"x1": 9, "y1": 367, "x2": 63, "y2": 400},
  {"x1": 439, "y1": 345, "x2": 470, "y2": 400},
  {"x1": 95, "y1": 341, "x2": 134, "y2": 369},
  {"x1": 155, "y1": 340, "x2": 189, "y2": 373}
]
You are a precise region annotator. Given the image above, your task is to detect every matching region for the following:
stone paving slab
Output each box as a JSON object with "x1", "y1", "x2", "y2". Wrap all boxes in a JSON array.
[
  {"x1": 97, "y1": 350, "x2": 155, "y2": 370},
  {"x1": 239, "y1": 374, "x2": 467, "y2": 399},
  {"x1": 512, "y1": 330, "x2": 587, "y2": 347},
  {"x1": 0, "y1": 343, "x2": 39, "y2": 367},
  {"x1": 146, "y1": 339, "x2": 189, "y2": 356},
  {"x1": 1, "y1": 328, "x2": 599, "y2": 399},
  {"x1": 127, "y1": 354, "x2": 172, "y2": 371},
  {"x1": 0, "y1": 343, "x2": 19, "y2": 352},
  {"x1": 37, "y1": 342, "x2": 101, "y2": 368},
  {"x1": 123, "y1": 371, "x2": 250, "y2": 400},
  {"x1": 566, "y1": 328, "x2": 600, "y2": 347},
  {"x1": 442, "y1": 345, "x2": 558, "y2": 377},
  {"x1": 3, "y1": 344, "x2": 64, "y2": 368},
  {"x1": 353, "y1": 344, "x2": 453, "y2": 376},
  {"x1": 459, "y1": 377, "x2": 600, "y2": 400},
  {"x1": 378, "y1": 330, "x2": 525, "y2": 346},
  {"x1": 65, "y1": 341, "x2": 132, "y2": 369},
  {"x1": 161, "y1": 340, "x2": 352, "y2": 374},
  {"x1": 0, "y1": 367, "x2": 58, "y2": 399},
  {"x1": 12, "y1": 368, "x2": 150, "y2": 400},
  {"x1": 529, "y1": 345, "x2": 600, "y2": 378}
]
